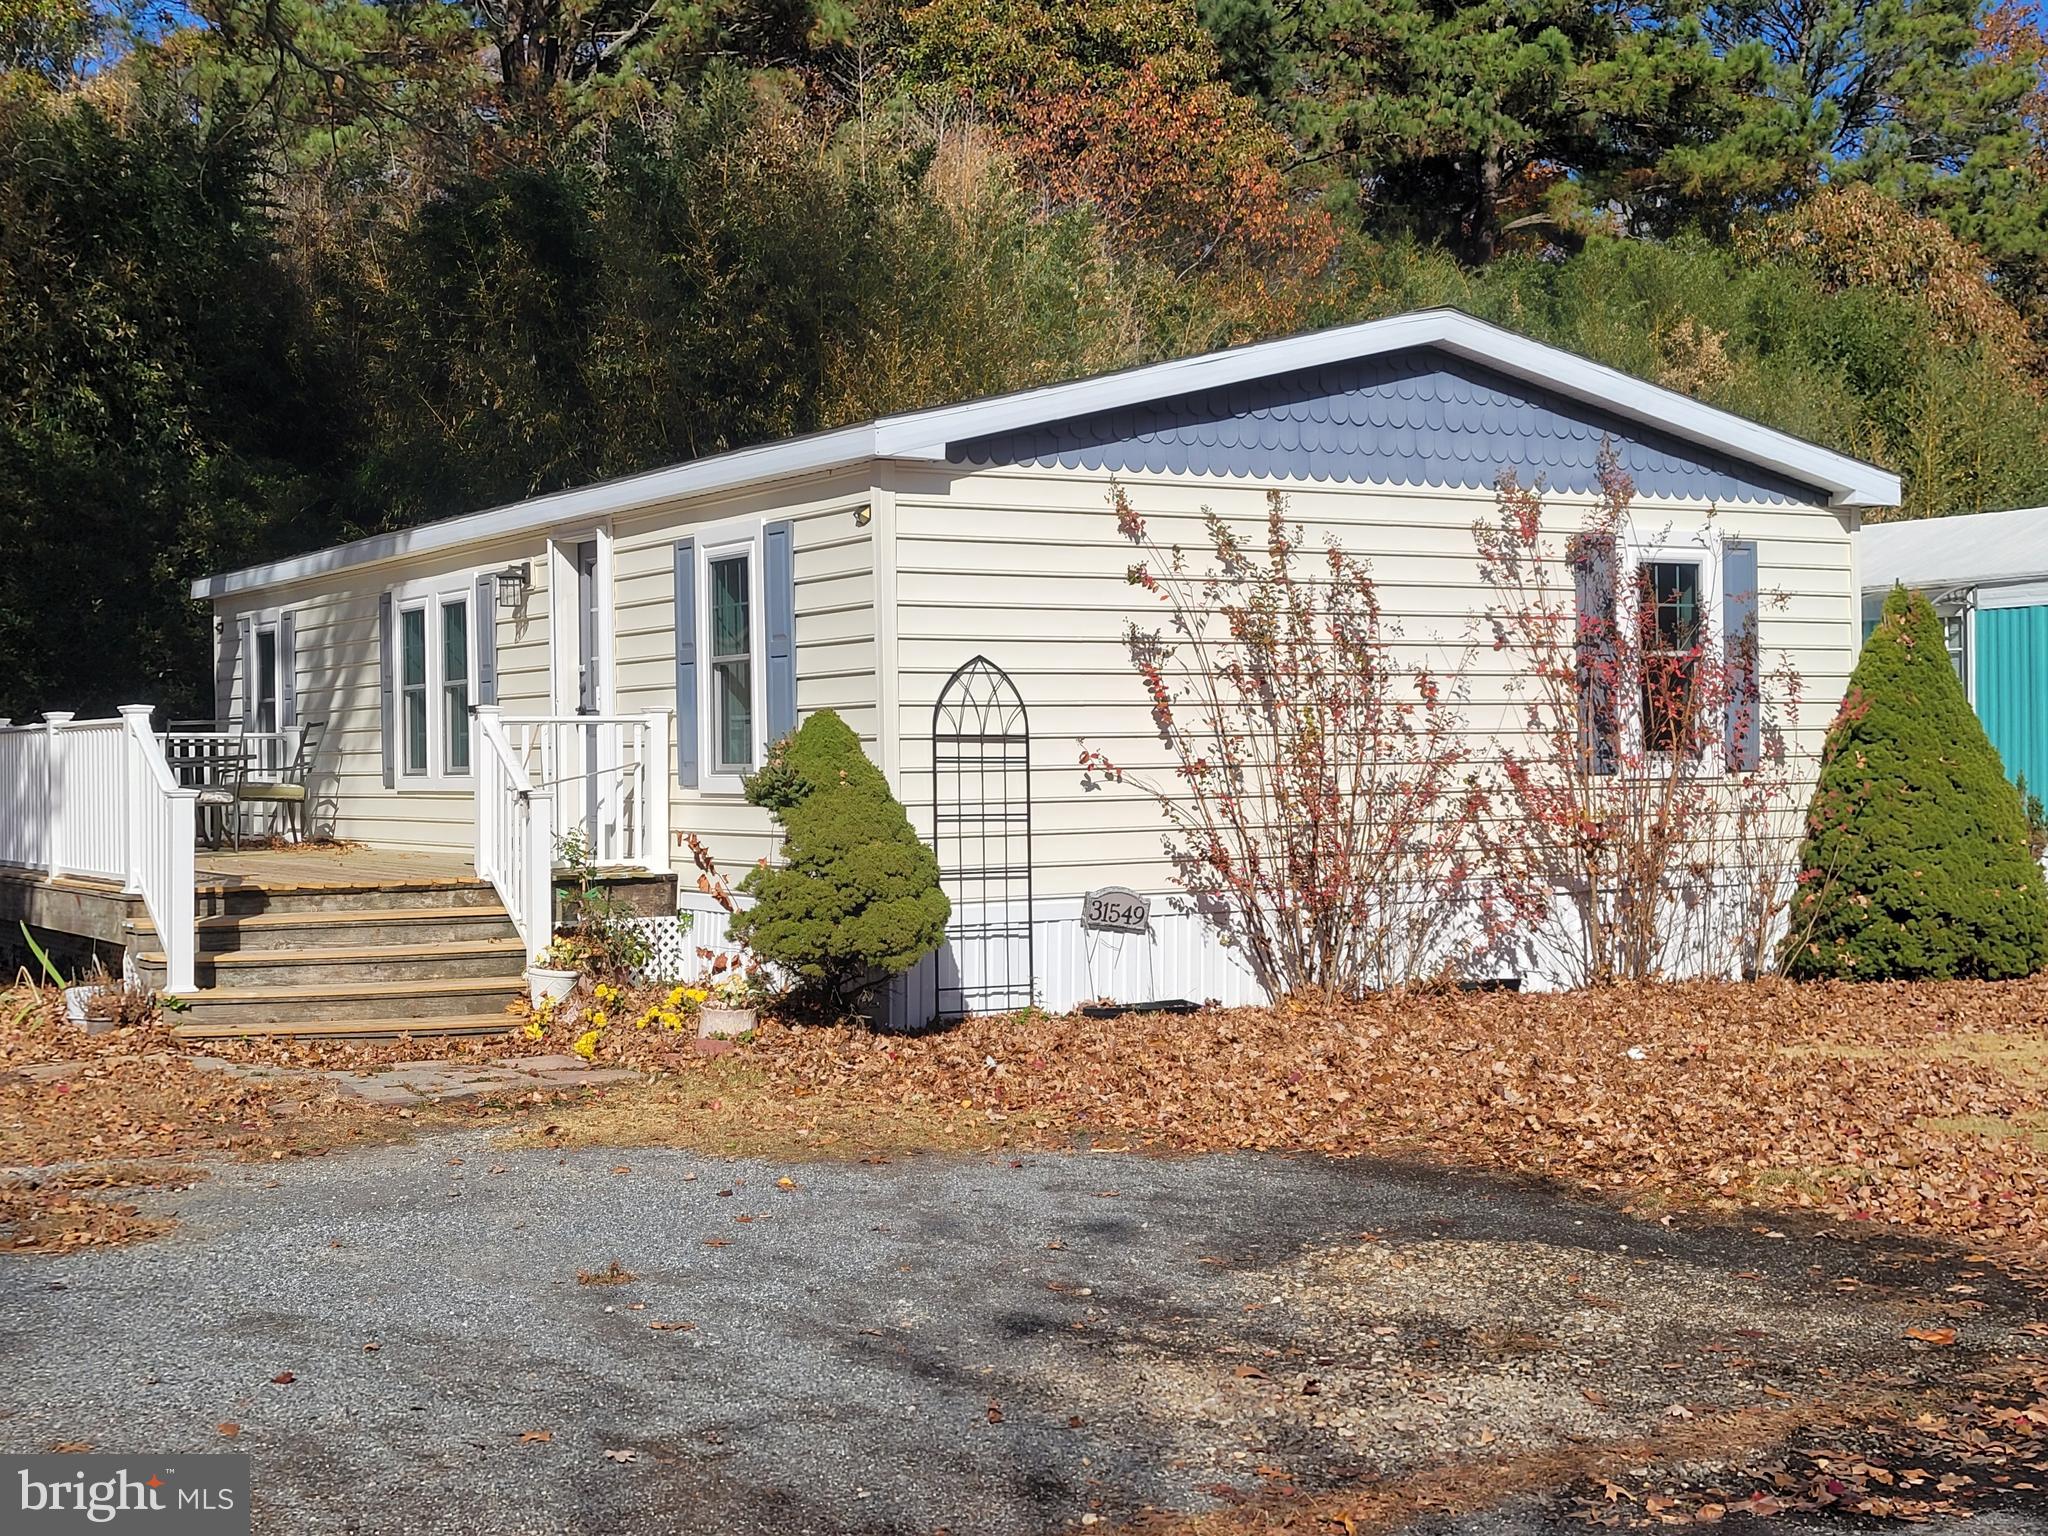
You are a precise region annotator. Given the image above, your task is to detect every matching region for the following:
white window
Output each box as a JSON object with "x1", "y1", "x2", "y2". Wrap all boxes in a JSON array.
[
  {"x1": 390, "y1": 581, "x2": 476, "y2": 786},
  {"x1": 254, "y1": 626, "x2": 280, "y2": 735},
  {"x1": 691, "y1": 522, "x2": 767, "y2": 792},
  {"x1": 1622, "y1": 533, "x2": 1722, "y2": 768},
  {"x1": 442, "y1": 597, "x2": 471, "y2": 774},
  {"x1": 1639, "y1": 557, "x2": 1704, "y2": 756},
  {"x1": 709, "y1": 551, "x2": 754, "y2": 775}
]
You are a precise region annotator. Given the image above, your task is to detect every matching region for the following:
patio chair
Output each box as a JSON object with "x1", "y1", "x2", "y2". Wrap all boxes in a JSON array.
[
  {"x1": 190, "y1": 738, "x2": 252, "y2": 851},
  {"x1": 234, "y1": 721, "x2": 323, "y2": 843}
]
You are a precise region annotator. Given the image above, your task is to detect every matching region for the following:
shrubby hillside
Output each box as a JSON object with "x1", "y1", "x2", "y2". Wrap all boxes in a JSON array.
[{"x1": 2, "y1": 0, "x2": 2044, "y2": 712}]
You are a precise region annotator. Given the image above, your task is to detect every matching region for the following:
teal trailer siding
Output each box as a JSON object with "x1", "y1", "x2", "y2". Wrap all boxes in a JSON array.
[{"x1": 1977, "y1": 604, "x2": 2048, "y2": 795}]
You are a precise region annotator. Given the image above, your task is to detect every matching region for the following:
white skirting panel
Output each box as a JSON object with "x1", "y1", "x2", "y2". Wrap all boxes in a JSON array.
[
  {"x1": 668, "y1": 875, "x2": 1790, "y2": 1028},
  {"x1": 664, "y1": 889, "x2": 1266, "y2": 1028}
]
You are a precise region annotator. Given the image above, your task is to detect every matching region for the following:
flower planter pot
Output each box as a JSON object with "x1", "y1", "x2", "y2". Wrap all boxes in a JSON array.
[
  {"x1": 698, "y1": 1005, "x2": 757, "y2": 1040},
  {"x1": 527, "y1": 967, "x2": 580, "y2": 1009}
]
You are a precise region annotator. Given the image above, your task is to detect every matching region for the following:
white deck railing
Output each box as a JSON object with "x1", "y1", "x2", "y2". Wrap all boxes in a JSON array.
[
  {"x1": 503, "y1": 713, "x2": 670, "y2": 872},
  {"x1": 474, "y1": 707, "x2": 556, "y2": 965},
  {"x1": 0, "y1": 709, "x2": 198, "y2": 993},
  {"x1": 119, "y1": 707, "x2": 198, "y2": 993}
]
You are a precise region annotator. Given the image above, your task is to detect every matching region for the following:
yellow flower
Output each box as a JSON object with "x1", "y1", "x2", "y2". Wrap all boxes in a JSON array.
[
  {"x1": 571, "y1": 1029, "x2": 601, "y2": 1061},
  {"x1": 588, "y1": 1008, "x2": 608, "y2": 1029},
  {"x1": 594, "y1": 982, "x2": 619, "y2": 1003},
  {"x1": 684, "y1": 987, "x2": 709, "y2": 1004},
  {"x1": 521, "y1": 1021, "x2": 544, "y2": 1042}
]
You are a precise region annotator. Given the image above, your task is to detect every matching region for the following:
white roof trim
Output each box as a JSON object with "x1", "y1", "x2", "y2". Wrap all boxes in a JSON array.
[
  {"x1": 1857, "y1": 505, "x2": 2048, "y2": 593},
  {"x1": 194, "y1": 308, "x2": 1900, "y2": 600}
]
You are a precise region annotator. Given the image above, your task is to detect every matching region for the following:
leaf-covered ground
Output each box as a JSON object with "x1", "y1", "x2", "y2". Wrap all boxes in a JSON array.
[
  {"x1": 522, "y1": 978, "x2": 2048, "y2": 1266},
  {"x1": 10, "y1": 975, "x2": 2048, "y2": 1269}
]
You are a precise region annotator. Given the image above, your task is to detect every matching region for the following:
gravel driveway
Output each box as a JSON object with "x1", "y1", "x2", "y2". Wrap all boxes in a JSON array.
[{"x1": 1, "y1": 1135, "x2": 2040, "y2": 1535}]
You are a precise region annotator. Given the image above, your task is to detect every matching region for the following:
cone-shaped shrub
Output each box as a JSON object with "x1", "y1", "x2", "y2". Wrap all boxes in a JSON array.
[
  {"x1": 731, "y1": 710, "x2": 950, "y2": 1006},
  {"x1": 1782, "y1": 586, "x2": 2048, "y2": 980}
]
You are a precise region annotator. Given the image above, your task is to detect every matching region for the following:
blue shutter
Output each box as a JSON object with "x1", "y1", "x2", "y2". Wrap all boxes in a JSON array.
[
  {"x1": 1572, "y1": 531, "x2": 1619, "y2": 776},
  {"x1": 474, "y1": 574, "x2": 498, "y2": 706},
  {"x1": 674, "y1": 539, "x2": 698, "y2": 787},
  {"x1": 764, "y1": 519, "x2": 797, "y2": 743},
  {"x1": 378, "y1": 592, "x2": 396, "y2": 790},
  {"x1": 214, "y1": 613, "x2": 240, "y2": 726},
  {"x1": 277, "y1": 610, "x2": 298, "y2": 728},
  {"x1": 238, "y1": 615, "x2": 257, "y2": 730},
  {"x1": 1722, "y1": 540, "x2": 1759, "y2": 772}
]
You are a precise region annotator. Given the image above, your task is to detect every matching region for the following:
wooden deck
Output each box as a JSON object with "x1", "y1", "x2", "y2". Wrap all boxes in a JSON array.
[{"x1": 193, "y1": 844, "x2": 481, "y2": 892}]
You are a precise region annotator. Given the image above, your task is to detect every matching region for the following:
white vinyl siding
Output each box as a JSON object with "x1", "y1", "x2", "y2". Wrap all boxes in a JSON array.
[
  {"x1": 208, "y1": 458, "x2": 1854, "y2": 910},
  {"x1": 213, "y1": 538, "x2": 544, "y2": 853},
  {"x1": 885, "y1": 462, "x2": 1857, "y2": 901}
]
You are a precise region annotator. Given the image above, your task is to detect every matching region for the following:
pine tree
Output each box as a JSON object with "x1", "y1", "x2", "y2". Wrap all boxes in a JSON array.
[
  {"x1": 731, "y1": 711, "x2": 951, "y2": 1009},
  {"x1": 1782, "y1": 586, "x2": 2048, "y2": 980}
]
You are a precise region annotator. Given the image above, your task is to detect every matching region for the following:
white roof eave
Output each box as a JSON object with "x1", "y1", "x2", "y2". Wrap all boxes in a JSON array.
[{"x1": 195, "y1": 308, "x2": 1900, "y2": 601}]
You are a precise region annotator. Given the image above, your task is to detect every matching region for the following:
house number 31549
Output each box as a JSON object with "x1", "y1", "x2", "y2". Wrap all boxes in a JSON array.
[{"x1": 1081, "y1": 887, "x2": 1150, "y2": 934}]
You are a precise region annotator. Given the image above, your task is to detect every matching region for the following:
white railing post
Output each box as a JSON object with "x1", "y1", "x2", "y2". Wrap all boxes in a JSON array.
[
  {"x1": 118, "y1": 705, "x2": 150, "y2": 895},
  {"x1": 640, "y1": 710, "x2": 670, "y2": 873},
  {"x1": 43, "y1": 712, "x2": 73, "y2": 876},
  {"x1": 116, "y1": 707, "x2": 197, "y2": 994},
  {"x1": 473, "y1": 705, "x2": 500, "y2": 874},
  {"x1": 528, "y1": 789, "x2": 556, "y2": 959}
]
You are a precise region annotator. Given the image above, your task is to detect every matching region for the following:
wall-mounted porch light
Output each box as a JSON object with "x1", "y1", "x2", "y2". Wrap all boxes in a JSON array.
[{"x1": 495, "y1": 562, "x2": 533, "y2": 609}]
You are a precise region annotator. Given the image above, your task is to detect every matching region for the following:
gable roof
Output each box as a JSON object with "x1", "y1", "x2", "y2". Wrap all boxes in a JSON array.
[
  {"x1": 194, "y1": 308, "x2": 1902, "y2": 600},
  {"x1": 1859, "y1": 506, "x2": 2048, "y2": 593}
]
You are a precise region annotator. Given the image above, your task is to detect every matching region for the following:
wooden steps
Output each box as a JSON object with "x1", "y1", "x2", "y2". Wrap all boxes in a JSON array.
[
  {"x1": 170, "y1": 1013, "x2": 517, "y2": 1042},
  {"x1": 138, "y1": 867, "x2": 530, "y2": 1039},
  {"x1": 137, "y1": 937, "x2": 527, "y2": 990}
]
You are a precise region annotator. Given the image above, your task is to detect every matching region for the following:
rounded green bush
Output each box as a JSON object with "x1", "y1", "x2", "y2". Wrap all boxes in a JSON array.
[
  {"x1": 731, "y1": 710, "x2": 950, "y2": 1007},
  {"x1": 1782, "y1": 586, "x2": 2048, "y2": 980}
]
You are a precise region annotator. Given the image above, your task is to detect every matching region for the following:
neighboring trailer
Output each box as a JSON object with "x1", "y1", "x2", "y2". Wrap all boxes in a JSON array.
[{"x1": 1859, "y1": 506, "x2": 2048, "y2": 799}]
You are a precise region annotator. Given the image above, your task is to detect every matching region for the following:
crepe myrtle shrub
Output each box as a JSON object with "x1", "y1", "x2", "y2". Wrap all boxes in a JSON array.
[
  {"x1": 1781, "y1": 586, "x2": 2048, "y2": 981},
  {"x1": 1079, "y1": 483, "x2": 1488, "y2": 999},
  {"x1": 730, "y1": 710, "x2": 950, "y2": 1010},
  {"x1": 1471, "y1": 451, "x2": 1809, "y2": 985}
]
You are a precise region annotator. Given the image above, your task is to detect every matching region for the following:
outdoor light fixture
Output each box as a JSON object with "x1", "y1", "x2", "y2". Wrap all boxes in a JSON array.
[
  {"x1": 495, "y1": 562, "x2": 532, "y2": 609},
  {"x1": 853, "y1": 504, "x2": 872, "y2": 528}
]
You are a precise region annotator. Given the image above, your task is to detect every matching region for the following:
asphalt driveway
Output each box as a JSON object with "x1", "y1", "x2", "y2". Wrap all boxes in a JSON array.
[{"x1": 1, "y1": 1136, "x2": 2041, "y2": 1535}]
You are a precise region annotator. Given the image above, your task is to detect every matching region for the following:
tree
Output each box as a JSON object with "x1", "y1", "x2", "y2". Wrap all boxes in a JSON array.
[
  {"x1": 731, "y1": 711, "x2": 950, "y2": 1011},
  {"x1": 1782, "y1": 586, "x2": 2048, "y2": 980},
  {"x1": 0, "y1": 79, "x2": 305, "y2": 718},
  {"x1": 1219, "y1": 0, "x2": 1786, "y2": 261},
  {"x1": 1702, "y1": 0, "x2": 2048, "y2": 291},
  {"x1": 1080, "y1": 485, "x2": 1488, "y2": 996},
  {"x1": 899, "y1": 0, "x2": 1330, "y2": 282}
]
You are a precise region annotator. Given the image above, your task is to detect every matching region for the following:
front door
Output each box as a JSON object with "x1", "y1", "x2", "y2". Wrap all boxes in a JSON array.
[
  {"x1": 552, "y1": 535, "x2": 615, "y2": 860},
  {"x1": 574, "y1": 540, "x2": 602, "y2": 842}
]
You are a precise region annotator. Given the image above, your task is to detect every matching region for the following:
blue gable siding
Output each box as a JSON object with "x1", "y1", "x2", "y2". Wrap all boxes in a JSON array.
[{"x1": 946, "y1": 348, "x2": 1818, "y2": 505}]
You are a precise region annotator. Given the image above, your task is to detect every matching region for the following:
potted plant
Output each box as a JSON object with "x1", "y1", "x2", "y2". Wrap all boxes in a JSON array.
[
  {"x1": 697, "y1": 968, "x2": 764, "y2": 1040},
  {"x1": 528, "y1": 936, "x2": 583, "y2": 1009}
]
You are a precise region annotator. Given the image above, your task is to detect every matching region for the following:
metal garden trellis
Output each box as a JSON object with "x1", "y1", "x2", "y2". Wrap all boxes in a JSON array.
[{"x1": 931, "y1": 656, "x2": 1033, "y2": 1018}]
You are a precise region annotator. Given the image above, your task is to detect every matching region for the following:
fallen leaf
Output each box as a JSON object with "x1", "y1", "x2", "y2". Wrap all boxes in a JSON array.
[{"x1": 520, "y1": 1430, "x2": 553, "y2": 1445}]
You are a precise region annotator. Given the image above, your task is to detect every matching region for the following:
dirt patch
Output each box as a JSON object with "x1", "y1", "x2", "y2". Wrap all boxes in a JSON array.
[{"x1": 490, "y1": 1059, "x2": 1016, "y2": 1158}]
